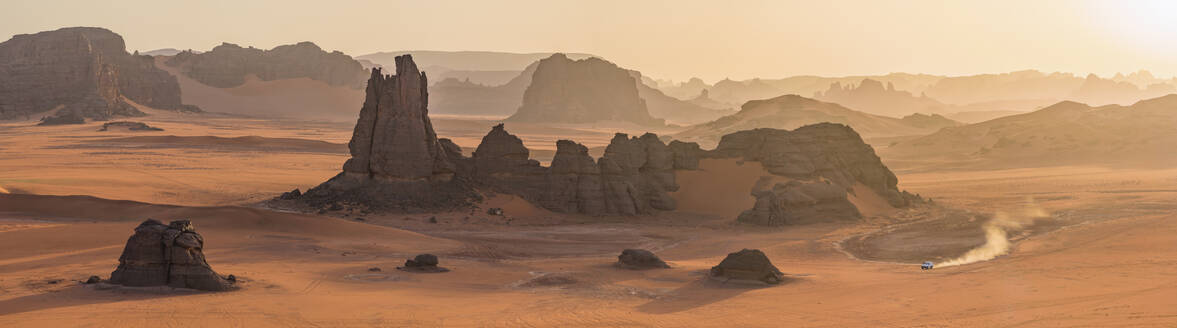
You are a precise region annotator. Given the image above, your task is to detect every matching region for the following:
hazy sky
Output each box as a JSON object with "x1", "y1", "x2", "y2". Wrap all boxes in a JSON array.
[{"x1": 3, "y1": 0, "x2": 1176, "y2": 82}]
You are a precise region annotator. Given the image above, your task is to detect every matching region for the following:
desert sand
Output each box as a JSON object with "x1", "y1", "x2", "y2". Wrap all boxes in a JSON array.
[{"x1": 2, "y1": 110, "x2": 1176, "y2": 327}]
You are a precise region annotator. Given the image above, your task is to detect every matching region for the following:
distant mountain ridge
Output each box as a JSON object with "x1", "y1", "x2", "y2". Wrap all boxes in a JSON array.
[
  {"x1": 882, "y1": 94, "x2": 1177, "y2": 170},
  {"x1": 358, "y1": 51, "x2": 595, "y2": 86},
  {"x1": 674, "y1": 94, "x2": 959, "y2": 147},
  {"x1": 165, "y1": 41, "x2": 367, "y2": 89},
  {"x1": 656, "y1": 70, "x2": 1177, "y2": 120}
]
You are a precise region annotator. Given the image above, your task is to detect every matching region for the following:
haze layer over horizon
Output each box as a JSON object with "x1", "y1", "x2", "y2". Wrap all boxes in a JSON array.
[{"x1": 2, "y1": 0, "x2": 1175, "y2": 82}]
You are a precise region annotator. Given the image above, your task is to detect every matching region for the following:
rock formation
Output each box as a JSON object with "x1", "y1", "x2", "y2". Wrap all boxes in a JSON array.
[
  {"x1": 98, "y1": 121, "x2": 163, "y2": 131},
  {"x1": 296, "y1": 55, "x2": 480, "y2": 212},
  {"x1": 397, "y1": 254, "x2": 449, "y2": 273},
  {"x1": 109, "y1": 219, "x2": 235, "y2": 291},
  {"x1": 282, "y1": 57, "x2": 917, "y2": 222},
  {"x1": 471, "y1": 125, "x2": 696, "y2": 216},
  {"x1": 707, "y1": 123, "x2": 919, "y2": 225},
  {"x1": 166, "y1": 41, "x2": 366, "y2": 89},
  {"x1": 508, "y1": 54, "x2": 664, "y2": 126},
  {"x1": 0, "y1": 27, "x2": 199, "y2": 122},
  {"x1": 615, "y1": 249, "x2": 670, "y2": 269},
  {"x1": 709, "y1": 249, "x2": 784, "y2": 284}
]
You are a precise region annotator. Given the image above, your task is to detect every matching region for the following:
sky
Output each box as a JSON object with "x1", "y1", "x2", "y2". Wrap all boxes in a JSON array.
[{"x1": 2, "y1": 0, "x2": 1176, "y2": 82}]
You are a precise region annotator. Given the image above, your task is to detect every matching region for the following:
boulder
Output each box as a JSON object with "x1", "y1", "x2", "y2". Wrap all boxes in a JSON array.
[
  {"x1": 615, "y1": 249, "x2": 670, "y2": 269},
  {"x1": 471, "y1": 126, "x2": 686, "y2": 216},
  {"x1": 109, "y1": 219, "x2": 235, "y2": 291},
  {"x1": 709, "y1": 249, "x2": 784, "y2": 285},
  {"x1": 397, "y1": 253, "x2": 449, "y2": 273}
]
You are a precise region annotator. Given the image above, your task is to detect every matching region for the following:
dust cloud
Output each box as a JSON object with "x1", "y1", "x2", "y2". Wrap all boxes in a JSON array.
[{"x1": 937, "y1": 199, "x2": 1050, "y2": 267}]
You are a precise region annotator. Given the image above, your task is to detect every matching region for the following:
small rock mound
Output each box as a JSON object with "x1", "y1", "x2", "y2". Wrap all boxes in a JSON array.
[
  {"x1": 37, "y1": 112, "x2": 86, "y2": 125},
  {"x1": 397, "y1": 254, "x2": 449, "y2": 273},
  {"x1": 98, "y1": 121, "x2": 163, "y2": 131},
  {"x1": 709, "y1": 249, "x2": 784, "y2": 285},
  {"x1": 615, "y1": 249, "x2": 670, "y2": 269},
  {"x1": 108, "y1": 219, "x2": 236, "y2": 291}
]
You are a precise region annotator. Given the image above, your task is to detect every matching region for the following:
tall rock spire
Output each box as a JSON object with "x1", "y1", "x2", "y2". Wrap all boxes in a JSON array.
[{"x1": 343, "y1": 55, "x2": 454, "y2": 180}]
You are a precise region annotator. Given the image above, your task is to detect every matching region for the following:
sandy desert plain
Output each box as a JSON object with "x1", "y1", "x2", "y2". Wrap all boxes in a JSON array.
[{"x1": 1, "y1": 106, "x2": 1176, "y2": 327}]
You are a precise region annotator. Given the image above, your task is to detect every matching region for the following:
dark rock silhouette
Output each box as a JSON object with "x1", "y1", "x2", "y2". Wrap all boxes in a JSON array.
[
  {"x1": 398, "y1": 254, "x2": 449, "y2": 273},
  {"x1": 709, "y1": 249, "x2": 784, "y2": 285},
  {"x1": 675, "y1": 95, "x2": 958, "y2": 148},
  {"x1": 98, "y1": 121, "x2": 163, "y2": 131},
  {"x1": 0, "y1": 27, "x2": 198, "y2": 122},
  {"x1": 109, "y1": 219, "x2": 235, "y2": 291},
  {"x1": 166, "y1": 41, "x2": 366, "y2": 88},
  {"x1": 472, "y1": 125, "x2": 696, "y2": 216},
  {"x1": 508, "y1": 54, "x2": 664, "y2": 126},
  {"x1": 615, "y1": 249, "x2": 670, "y2": 269}
]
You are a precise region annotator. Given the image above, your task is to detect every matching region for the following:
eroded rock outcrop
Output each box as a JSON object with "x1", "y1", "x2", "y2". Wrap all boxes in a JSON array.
[
  {"x1": 166, "y1": 42, "x2": 366, "y2": 88},
  {"x1": 710, "y1": 123, "x2": 919, "y2": 225},
  {"x1": 0, "y1": 27, "x2": 199, "y2": 122},
  {"x1": 109, "y1": 219, "x2": 235, "y2": 291},
  {"x1": 296, "y1": 55, "x2": 479, "y2": 212},
  {"x1": 471, "y1": 125, "x2": 697, "y2": 216},
  {"x1": 507, "y1": 54, "x2": 664, "y2": 126}
]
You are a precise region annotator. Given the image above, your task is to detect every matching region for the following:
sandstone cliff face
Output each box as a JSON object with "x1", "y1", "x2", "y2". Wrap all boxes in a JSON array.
[
  {"x1": 0, "y1": 27, "x2": 197, "y2": 122},
  {"x1": 166, "y1": 41, "x2": 366, "y2": 89},
  {"x1": 508, "y1": 54, "x2": 664, "y2": 126}
]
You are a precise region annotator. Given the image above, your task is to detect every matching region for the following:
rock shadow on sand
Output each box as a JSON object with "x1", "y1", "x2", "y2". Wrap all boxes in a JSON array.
[
  {"x1": 0, "y1": 284, "x2": 190, "y2": 317},
  {"x1": 634, "y1": 274, "x2": 798, "y2": 315}
]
